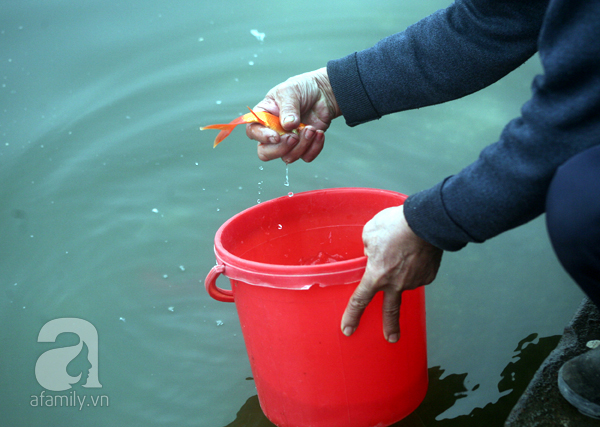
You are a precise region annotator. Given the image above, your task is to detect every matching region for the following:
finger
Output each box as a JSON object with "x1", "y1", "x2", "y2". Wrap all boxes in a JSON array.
[
  {"x1": 246, "y1": 122, "x2": 280, "y2": 145},
  {"x1": 381, "y1": 288, "x2": 402, "y2": 343},
  {"x1": 301, "y1": 129, "x2": 325, "y2": 163},
  {"x1": 282, "y1": 126, "x2": 316, "y2": 164},
  {"x1": 257, "y1": 134, "x2": 299, "y2": 162},
  {"x1": 341, "y1": 272, "x2": 379, "y2": 336}
]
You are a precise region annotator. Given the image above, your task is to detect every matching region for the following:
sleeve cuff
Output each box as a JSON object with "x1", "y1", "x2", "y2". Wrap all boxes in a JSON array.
[
  {"x1": 327, "y1": 53, "x2": 381, "y2": 127},
  {"x1": 403, "y1": 178, "x2": 475, "y2": 251}
]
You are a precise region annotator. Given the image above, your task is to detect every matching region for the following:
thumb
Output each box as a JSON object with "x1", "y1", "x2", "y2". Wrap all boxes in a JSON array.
[
  {"x1": 277, "y1": 99, "x2": 301, "y2": 131},
  {"x1": 269, "y1": 84, "x2": 302, "y2": 131}
]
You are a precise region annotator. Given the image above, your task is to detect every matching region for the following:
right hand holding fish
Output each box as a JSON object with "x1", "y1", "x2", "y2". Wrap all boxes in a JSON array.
[{"x1": 247, "y1": 67, "x2": 341, "y2": 163}]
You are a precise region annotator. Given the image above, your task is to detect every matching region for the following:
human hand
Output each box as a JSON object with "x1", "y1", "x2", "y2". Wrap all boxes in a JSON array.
[
  {"x1": 246, "y1": 67, "x2": 341, "y2": 163},
  {"x1": 341, "y1": 205, "x2": 443, "y2": 343}
]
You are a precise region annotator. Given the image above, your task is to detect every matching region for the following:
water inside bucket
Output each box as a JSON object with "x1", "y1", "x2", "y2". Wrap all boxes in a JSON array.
[
  {"x1": 238, "y1": 224, "x2": 362, "y2": 266},
  {"x1": 300, "y1": 251, "x2": 345, "y2": 265}
]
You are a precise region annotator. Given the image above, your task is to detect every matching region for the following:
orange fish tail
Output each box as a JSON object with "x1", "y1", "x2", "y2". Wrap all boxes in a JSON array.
[
  {"x1": 200, "y1": 115, "x2": 250, "y2": 147},
  {"x1": 213, "y1": 127, "x2": 236, "y2": 147}
]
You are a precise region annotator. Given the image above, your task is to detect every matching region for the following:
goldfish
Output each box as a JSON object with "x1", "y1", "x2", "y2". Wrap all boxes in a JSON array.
[{"x1": 200, "y1": 107, "x2": 306, "y2": 148}]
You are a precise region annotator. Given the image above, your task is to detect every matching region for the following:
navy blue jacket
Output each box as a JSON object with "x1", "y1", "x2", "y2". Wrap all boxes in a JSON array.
[{"x1": 327, "y1": 0, "x2": 600, "y2": 251}]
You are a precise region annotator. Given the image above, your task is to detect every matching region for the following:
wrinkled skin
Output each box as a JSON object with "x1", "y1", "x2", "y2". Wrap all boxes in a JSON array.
[
  {"x1": 340, "y1": 205, "x2": 443, "y2": 342},
  {"x1": 245, "y1": 67, "x2": 340, "y2": 164}
]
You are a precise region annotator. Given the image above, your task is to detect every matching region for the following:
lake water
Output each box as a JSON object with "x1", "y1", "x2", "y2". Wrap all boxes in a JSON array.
[{"x1": 0, "y1": 1, "x2": 585, "y2": 426}]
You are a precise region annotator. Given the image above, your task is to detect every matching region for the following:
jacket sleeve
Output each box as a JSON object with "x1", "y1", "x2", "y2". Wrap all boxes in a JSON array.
[
  {"x1": 327, "y1": 0, "x2": 547, "y2": 126},
  {"x1": 404, "y1": 0, "x2": 600, "y2": 250}
]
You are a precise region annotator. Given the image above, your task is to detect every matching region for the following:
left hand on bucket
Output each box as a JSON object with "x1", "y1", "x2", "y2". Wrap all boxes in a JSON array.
[{"x1": 340, "y1": 205, "x2": 443, "y2": 343}]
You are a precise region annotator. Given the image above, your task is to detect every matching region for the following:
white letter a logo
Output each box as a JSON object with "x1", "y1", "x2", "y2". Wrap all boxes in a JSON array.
[{"x1": 35, "y1": 318, "x2": 102, "y2": 391}]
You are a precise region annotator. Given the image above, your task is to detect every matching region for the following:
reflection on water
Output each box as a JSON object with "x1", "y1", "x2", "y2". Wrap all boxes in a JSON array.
[{"x1": 224, "y1": 333, "x2": 561, "y2": 427}]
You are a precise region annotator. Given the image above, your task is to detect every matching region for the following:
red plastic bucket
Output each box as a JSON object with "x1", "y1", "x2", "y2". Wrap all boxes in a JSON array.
[{"x1": 205, "y1": 188, "x2": 427, "y2": 427}]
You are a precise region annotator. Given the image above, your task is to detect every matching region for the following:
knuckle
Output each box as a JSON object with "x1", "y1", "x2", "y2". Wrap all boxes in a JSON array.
[
  {"x1": 382, "y1": 304, "x2": 400, "y2": 318},
  {"x1": 348, "y1": 296, "x2": 371, "y2": 312}
]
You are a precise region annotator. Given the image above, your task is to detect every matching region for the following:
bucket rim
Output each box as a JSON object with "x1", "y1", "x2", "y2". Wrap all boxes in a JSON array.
[{"x1": 212, "y1": 187, "x2": 405, "y2": 287}]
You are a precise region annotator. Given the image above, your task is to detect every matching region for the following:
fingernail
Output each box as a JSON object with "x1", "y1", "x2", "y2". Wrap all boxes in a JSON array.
[
  {"x1": 286, "y1": 135, "x2": 299, "y2": 147},
  {"x1": 304, "y1": 127, "x2": 315, "y2": 140},
  {"x1": 269, "y1": 136, "x2": 277, "y2": 144},
  {"x1": 387, "y1": 333, "x2": 399, "y2": 343},
  {"x1": 283, "y1": 115, "x2": 295, "y2": 125},
  {"x1": 343, "y1": 326, "x2": 355, "y2": 337}
]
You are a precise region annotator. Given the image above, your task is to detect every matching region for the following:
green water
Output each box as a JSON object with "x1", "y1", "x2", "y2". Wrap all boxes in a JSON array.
[{"x1": 0, "y1": 1, "x2": 583, "y2": 426}]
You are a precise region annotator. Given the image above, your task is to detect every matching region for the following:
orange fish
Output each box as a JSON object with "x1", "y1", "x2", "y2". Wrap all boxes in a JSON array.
[{"x1": 200, "y1": 107, "x2": 306, "y2": 148}]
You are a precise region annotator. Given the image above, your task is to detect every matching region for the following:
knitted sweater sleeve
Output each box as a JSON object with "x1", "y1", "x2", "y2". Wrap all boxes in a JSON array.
[
  {"x1": 327, "y1": 0, "x2": 600, "y2": 251},
  {"x1": 327, "y1": 0, "x2": 546, "y2": 126}
]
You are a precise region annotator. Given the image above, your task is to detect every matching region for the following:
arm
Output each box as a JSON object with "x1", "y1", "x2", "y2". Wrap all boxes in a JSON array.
[
  {"x1": 328, "y1": 0, "x2": 547, "y2": 126},
  {"x1": 404, "y1": 0, "x2": 600, "y2": 251},
  {"x1": 341, "y1": 0, "x2": 600, "y2": 338}
]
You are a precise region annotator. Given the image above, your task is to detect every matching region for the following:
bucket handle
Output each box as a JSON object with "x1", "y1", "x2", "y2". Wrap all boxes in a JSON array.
[{"x1": 205, "y1": 264, "x2": 234, "y2": 303}]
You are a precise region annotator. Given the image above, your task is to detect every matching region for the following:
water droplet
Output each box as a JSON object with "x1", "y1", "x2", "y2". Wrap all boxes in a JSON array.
[
  {"x1": 152, "y1": 208, "x2": 159, "y2": 213},
  {"x1": 216, "y1": 320, "x2": 224, "y2": 326},
  {"x1": 284, "y1": 164, "x2": 290, "y2": 186},
  {"x1": 168, "y1": 306, "x2": 174, "y2": 312},
  {"x1": 119, "y1": 317, "x2": 126, "y2": 322},
  {"x1": 163, "y1": 274, "x2": 168, "y2": 279},
  {"x1": 277, "y1": 224, "x2": 282, "y2": 229},
  {"x1": 258, "y1": 166, "x2": 263, "y2": 171},
  {"x1": 257, "y1": 199, "x2": 261, "y2": 204},
  {"x1": 288, "y1": 192, "x2": 293, "y2": 197},
  {"x1": 250, "y1": 29, "x2": 265, "y2": 42},
  {"x1": 248, "y1": 61, "x2": 254, "y2": 66},
  {"x1": 179, "y1": 265, "x2": 185, "y2": 272}
]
